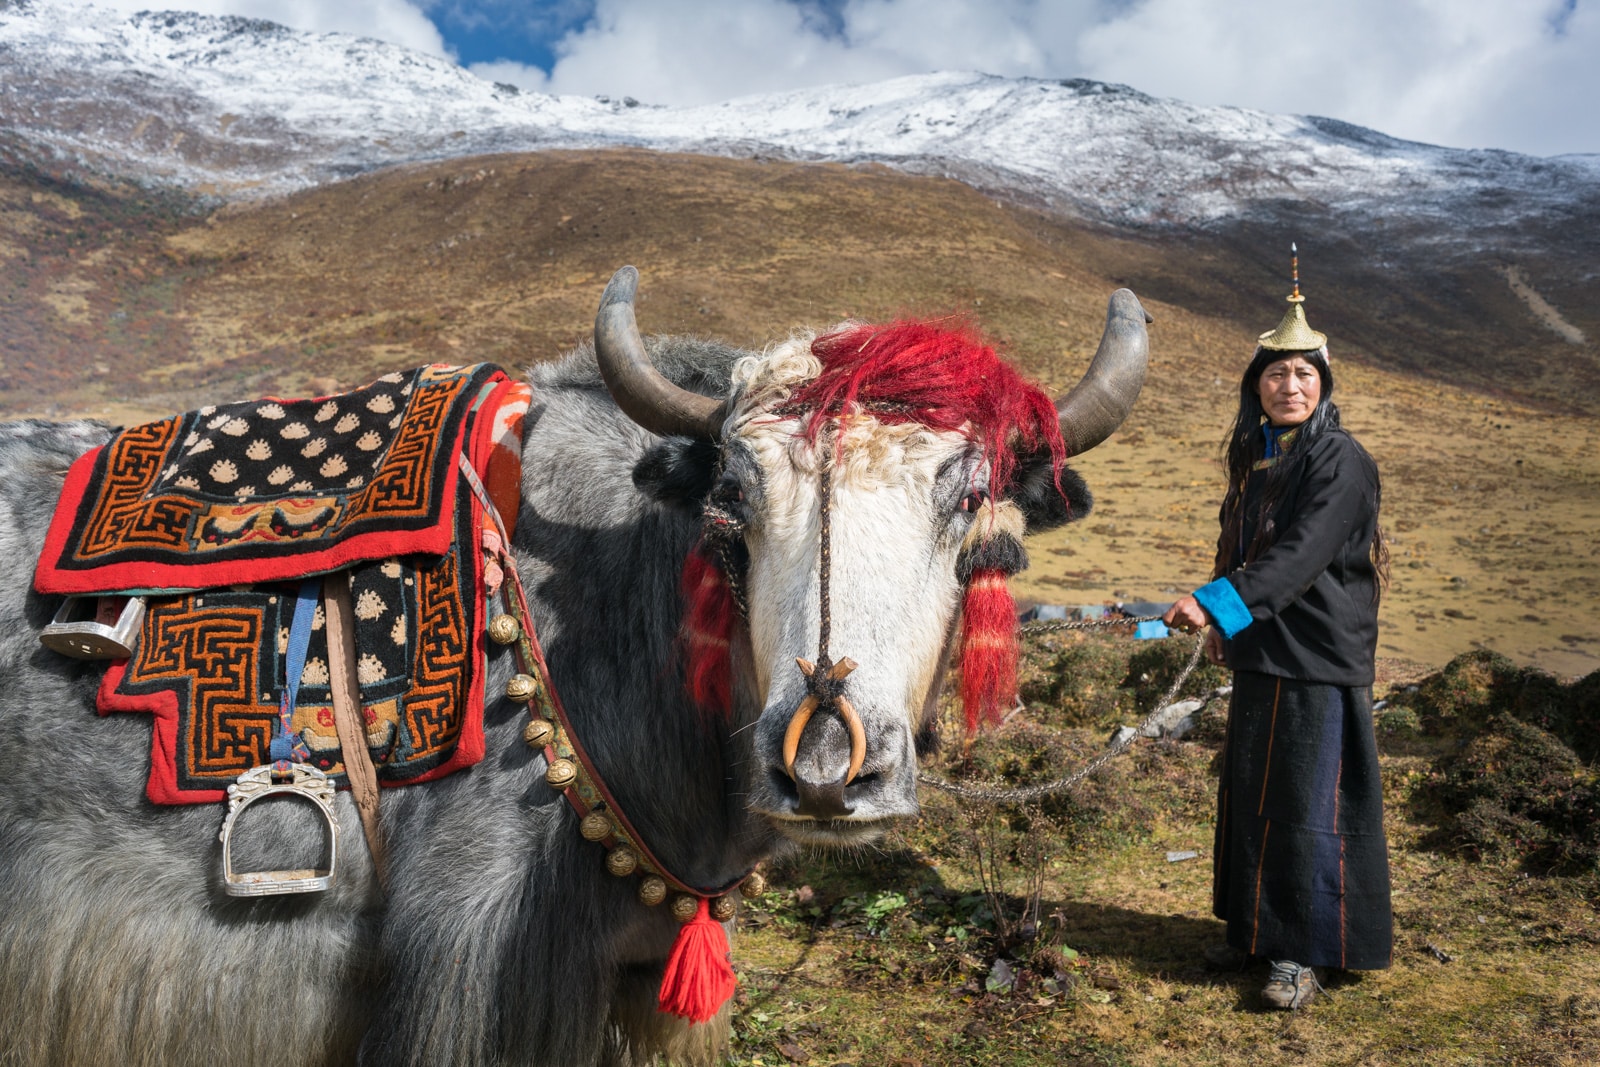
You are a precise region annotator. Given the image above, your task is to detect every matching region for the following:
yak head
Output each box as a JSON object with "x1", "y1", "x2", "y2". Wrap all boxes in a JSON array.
[{"x1": 598, "y1": 266, "x2": 1148, "y2": 847}]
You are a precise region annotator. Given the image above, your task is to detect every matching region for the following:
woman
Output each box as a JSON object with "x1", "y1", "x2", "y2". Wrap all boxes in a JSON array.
[{"x1": 1163, "y1": 273, "x2": 1391, "y2": 1011}]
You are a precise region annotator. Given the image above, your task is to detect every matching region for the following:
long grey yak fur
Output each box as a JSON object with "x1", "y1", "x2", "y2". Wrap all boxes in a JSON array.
[{"x1": 0, "y1": 337, "x2": 775, "y2": 1067}]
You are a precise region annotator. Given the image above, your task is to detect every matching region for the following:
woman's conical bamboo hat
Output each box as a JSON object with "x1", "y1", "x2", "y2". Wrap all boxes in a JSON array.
[{"x1": 1258, "y1": 243, "x2": 1328, "y2": 351}]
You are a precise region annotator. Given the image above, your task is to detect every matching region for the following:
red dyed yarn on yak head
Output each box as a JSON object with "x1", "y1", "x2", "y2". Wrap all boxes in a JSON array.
[
  {"x1": 680, "y1": 541, "x2": 736, "y2": 719},
  {"x1": 680, "y1": 318, "x2": 1068, "y2": 730}
]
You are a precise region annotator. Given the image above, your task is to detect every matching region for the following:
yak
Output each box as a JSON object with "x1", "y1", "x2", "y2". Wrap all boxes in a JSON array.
[{"x1": 0, "y1": 266, "x2": 1149, "y2": 1066}]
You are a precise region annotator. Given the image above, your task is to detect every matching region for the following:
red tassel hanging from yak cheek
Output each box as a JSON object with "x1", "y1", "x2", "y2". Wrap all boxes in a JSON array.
[
  {"x1": 681, "y1": 542, "x2": 734, "y2": 719},
  {"x1": 959, "y1": 569, "x2": 1019, "y2": 733},
  {"x1": 956, "y1": 501, "x2": 1029, "y2": 735}
]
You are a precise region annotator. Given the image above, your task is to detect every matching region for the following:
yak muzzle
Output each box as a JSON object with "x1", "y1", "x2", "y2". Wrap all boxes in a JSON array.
[{"x1": 780, "y1": 656, "x2": 867, "y2": 819}]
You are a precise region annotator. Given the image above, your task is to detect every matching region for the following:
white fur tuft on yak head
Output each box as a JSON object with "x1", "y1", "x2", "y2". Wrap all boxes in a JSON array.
[{"x1": 0, "y1": 266, "x2": 1147, "y2": 1066}]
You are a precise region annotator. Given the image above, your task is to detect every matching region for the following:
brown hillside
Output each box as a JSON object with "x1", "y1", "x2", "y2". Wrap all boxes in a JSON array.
[{"x1": 1, "y1": 149, "x2": 1596, "y2": 676}]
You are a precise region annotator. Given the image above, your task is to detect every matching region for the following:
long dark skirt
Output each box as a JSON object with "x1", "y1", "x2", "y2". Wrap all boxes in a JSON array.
[{"x1": 1213, "y1": 670, "x2": 1393, "y2": 970}]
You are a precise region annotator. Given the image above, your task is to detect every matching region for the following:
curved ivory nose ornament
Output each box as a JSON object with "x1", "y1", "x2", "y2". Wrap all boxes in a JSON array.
[{"x1": 781, "y1": 657, "x2": 866, "y2": 787}]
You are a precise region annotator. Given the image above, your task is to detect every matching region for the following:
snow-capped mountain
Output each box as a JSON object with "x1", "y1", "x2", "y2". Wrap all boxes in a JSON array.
[{"x1": 2, "y1": 0, "x2": 1596, "y2": 245}]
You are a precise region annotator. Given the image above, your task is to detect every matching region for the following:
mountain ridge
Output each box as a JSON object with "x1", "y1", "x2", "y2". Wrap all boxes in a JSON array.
[{"x1": 3, "y1": 0, "x2": 1597, "y2": 255}]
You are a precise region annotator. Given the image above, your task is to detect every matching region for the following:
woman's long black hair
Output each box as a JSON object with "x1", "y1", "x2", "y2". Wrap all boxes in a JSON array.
[{"x1": 1213, "y1": 345, "x2": 1389, "y2": 588}]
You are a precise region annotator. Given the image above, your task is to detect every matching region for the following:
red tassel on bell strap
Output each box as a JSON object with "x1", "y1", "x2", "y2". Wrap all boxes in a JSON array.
[
  {"x1": 959, "y1": 567, "x2": 1019, "y2": 734},
  {"x1": 680, "y1": 543, "x2": 734, "y2": 718},
  {"x1": 657, "y1": 897, "x2": 738, "y2": 1023}
]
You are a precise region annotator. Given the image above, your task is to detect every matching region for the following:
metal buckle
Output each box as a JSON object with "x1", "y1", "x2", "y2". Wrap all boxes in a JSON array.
[
  {"x1": 218, "y1": 764, "x2": 339, "y2": 897},
  {"x1": 40, "y1": 595, "x2": 146, "y2": 659}
]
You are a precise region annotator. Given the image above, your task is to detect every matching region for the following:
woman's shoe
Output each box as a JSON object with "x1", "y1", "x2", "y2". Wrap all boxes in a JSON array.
[{"x1": 1261, "y1": 960, "x2": 1321, "y2": 1009}]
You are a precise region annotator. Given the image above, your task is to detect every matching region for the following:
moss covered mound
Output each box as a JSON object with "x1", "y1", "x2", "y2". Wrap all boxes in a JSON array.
[{"x1": 1392, "y1": 652, "x2": 1600, "y2": 874}]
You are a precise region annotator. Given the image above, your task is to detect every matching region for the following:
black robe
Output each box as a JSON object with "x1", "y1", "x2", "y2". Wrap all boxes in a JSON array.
[
  {"x1": 1222, "y1": 428, "x2": 1381, "y2": 687},
  {"x1": 1212, "y1": 426, "x2": 1392, "y2": 970}
]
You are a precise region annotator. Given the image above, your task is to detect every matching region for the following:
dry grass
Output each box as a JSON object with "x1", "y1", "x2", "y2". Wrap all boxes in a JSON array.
[{"x1": 729, "y1": 638, "x2": 1600, "y2": 1067}]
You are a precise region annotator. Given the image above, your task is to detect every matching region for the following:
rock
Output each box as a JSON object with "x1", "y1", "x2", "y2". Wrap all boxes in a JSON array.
[
  {"x1": 1138, "y1": 698, "x2": 1205, "y2": 739},
  {"x1": 1107, "y1": 725, "x2": 1137, "y2": 749}
]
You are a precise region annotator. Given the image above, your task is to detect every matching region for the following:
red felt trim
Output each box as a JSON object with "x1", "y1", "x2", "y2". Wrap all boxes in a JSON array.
[
  {"x1": 34, "y1": 445, "x2": 107, "y2": 595},
  {"x1": 97, "y1": 659, "x2": 228, "y2": 805}
]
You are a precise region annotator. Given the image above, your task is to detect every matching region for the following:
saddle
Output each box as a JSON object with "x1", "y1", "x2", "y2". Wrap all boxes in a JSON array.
[{"x1": 34, "y1": 363, "x2": 531, "y2": 894}]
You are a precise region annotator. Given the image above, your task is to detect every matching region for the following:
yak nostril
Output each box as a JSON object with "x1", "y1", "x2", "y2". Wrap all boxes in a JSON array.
[{"x1": 793, "y1": 773, "x2": 852, "y2": 820}]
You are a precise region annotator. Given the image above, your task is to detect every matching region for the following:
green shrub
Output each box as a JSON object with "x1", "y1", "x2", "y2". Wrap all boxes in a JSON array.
[
  {"x1": 1376, "y1": 704, "x2": 1423, "y2": 738},
  {"x1": 1430, "y1": 713, "x2": 1600, "y2": 874},
  {"x1": 1018, "y1": 638, "x2": 1135, "y2": 728},
  {"x1": 1392, "y1": 651, "x2": 1600, "y2": 762},
  {"x1": 1017, "y1": 633, "x2": 1228, "y2": 732},
  {"x1": 1122, "y1": 637, "x2": 1230, "y2": 709}
]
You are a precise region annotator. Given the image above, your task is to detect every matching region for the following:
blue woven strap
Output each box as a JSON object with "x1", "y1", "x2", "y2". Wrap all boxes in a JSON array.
[{"x1": 270, "y1": 578, "x2": 321, "y2": 768}]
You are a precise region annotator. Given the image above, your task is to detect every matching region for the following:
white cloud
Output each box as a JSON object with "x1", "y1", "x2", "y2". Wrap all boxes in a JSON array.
[
  {"x1": 518, "y1": 0, "x2": 1089, "y2": 104},
  {"x1": 1077, "y1": 0, "x2": 1600, "y2": 154}
]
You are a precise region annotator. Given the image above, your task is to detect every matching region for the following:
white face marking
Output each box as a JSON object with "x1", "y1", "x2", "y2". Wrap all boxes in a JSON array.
[{"x1": 731, "y1": 413, "x2": 978, "y2": 840}]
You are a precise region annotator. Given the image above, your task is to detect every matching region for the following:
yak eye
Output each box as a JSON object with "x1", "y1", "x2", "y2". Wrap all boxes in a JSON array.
[
  {"x1": 959, "y1": 489, "x2": 989, "y2": 513},
  {"x1": 710, "y1": 474, "x2": 744, "y2": 508}
]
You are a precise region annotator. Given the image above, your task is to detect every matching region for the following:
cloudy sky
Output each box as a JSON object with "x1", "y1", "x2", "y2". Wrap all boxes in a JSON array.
[{"x1": 95, "y1": 0, "x2": 1599, "y2": 156}]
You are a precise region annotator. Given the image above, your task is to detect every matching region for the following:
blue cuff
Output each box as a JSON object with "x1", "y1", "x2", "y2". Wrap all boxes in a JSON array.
[{"x1": 1193, "y1": 577, "x2": 1253, "y2": 638}]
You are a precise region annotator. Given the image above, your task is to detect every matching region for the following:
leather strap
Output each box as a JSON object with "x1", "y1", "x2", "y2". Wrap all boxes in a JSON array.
[{"x1": 322, "y1": 574, "x2": 387, "y2": 888}]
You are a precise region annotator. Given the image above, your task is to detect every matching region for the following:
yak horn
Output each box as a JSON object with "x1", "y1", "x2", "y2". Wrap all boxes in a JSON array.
[
  {"x1": 594, "y1": 266, "x2": 726, "y2": 440},
  {"x1": 1055, "y1": 289, "x2": 1151, "y2": 456}
]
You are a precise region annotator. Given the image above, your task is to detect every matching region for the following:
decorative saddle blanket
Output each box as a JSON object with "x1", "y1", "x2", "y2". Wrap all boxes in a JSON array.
[{"x1": 35, "y1": 364, "x2": 531, "y2": 805}]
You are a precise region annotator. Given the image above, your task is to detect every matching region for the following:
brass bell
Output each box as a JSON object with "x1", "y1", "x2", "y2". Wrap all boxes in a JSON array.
[
  {"x1": 638, "y1": 876, "x2": 668, "y2": 907},
  {"x1": 545, "y1": 757, "x2": 577, "y2": 788},
  {"x1": 741, "y1": 871, "x2": 767, "y2": 899},
  {"x1": 670, "y1": 893, "x2": 699, "y2": 923},
  {"x1": 487, "y1": 614, "x2": 521, "y2": 645},
  {"x1": 579, "y1": 810, "x2": 612, "y2": 842},
  {"x1": 506, "y1": 673, "x2": 539, "y2": 702},
  {"x1": 605, "y1": 847, "x2": 638, "y2": 877},
  {"x1": 710, "y1": 894, "x2": 738, "y2": 922},
  {"x1": 523, "y1": 717, "x2": 555, "y2": 749}
]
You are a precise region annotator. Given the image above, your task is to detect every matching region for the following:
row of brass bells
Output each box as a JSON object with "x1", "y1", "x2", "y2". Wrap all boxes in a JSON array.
[
  {"x1": 506, "y1": 673, "x2": 539, "y2": 702},
  {"x1": 545, "y1": 757, "x2": 576, "y2": 788},
  {"x1": 496, "y1": 605, "x2": 695, "y2": 912},
  {"x1": 659, "y1": 893, "x2": 734, "y2": 922},
  {"x1": 496, "y1": 605, "x2": 761, "y2": 928},
  {"x1": 524, "y1": 717, "x2": 554, "y2": 749},
  {"x1": 488, "y1": 613, "x2": 521, "y2": 645}
]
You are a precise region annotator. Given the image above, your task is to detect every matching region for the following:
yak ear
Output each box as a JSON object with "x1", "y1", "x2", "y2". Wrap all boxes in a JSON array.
[
  {"x1": 633, "y1": 437, "x2": 720, "y2": 508},
  {"x1": 1005, "y1": 447, "x2": 1093, "y2": 533}
]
